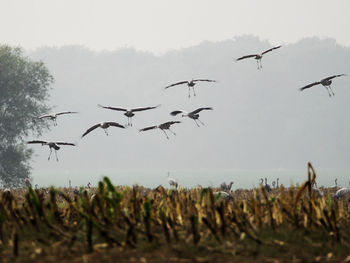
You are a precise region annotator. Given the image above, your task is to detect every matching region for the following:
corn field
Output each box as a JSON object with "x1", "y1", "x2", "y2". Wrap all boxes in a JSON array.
[{"x1": 1, "y1": 163, "x2": 350, "y2": 262}]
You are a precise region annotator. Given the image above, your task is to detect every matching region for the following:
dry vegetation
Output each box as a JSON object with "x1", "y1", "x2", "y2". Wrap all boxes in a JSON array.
[{"x1": 1, "y1": 163, "x2": 350, "y2": 262}]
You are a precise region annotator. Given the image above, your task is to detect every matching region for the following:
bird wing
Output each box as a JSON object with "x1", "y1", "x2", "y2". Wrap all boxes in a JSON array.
[
  {"x1": 322, "y1": 74, "x2": 346, "y2": 81},
  {"x1": 220, "y1": 182, "x2": 227, "y2": 189},
  {"x1": 81, "y1": 124, "x2": 100, "y2": 138},
  {"x1": 131, "y1": 105, "x2": 161, "y2": 112},
  {"x1": 164, "y1": 121, "x2": 181, "y2": 126},
  {"x1": 139, "y1": 125, "x2": 158, "y2": 132},
  {"x1": 261, "y1": 45, "x2": 282, "y2": 55},
  {"x1": 168, "y1": 178, "x2": 177, "y2": 184},
  {"x1": 106, "y1": 122, "x2": 125, "y2": 129},
  {"x1": 170, "y1": 110, "x2": 184, "y2": 116},
  {"x1": 190, "y1": 107, "x2": 213, "y2": 114},
  {"x1": 27, "y1": 140, "x2": 47, "y2": 144},
  {"x1": 299, "y1": 81, "x2": 321, "y2": 91},
  {"x1": 56, "y1": 111, "x2": 78, "y2": 116},
  {"x1": 192, "y1": 79, "x2": 216, "y2": 83},
  {"x1": 98, "y1": 104, "x2": 127, "y2": 112},
  {"x1": 56, "y1": 142, "x2": 76, "y2": 146},
  {"x1": 236, "y1": 54, "x2": 257, "y2": 61},
  {"x1": 164, "y1": 81, "x2": 188, "y2": 89},
  {"x1": 38, "y1": 114, "x2": 52, "y2": 119}
]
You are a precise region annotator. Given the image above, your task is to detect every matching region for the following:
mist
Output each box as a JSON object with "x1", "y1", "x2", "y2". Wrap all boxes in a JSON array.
[{"x1": 27, "y1": 36, "x2": 350, "y2": 188}]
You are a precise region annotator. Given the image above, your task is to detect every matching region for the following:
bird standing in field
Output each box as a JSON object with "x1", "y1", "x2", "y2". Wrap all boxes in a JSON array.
[
  {"x1": 164, "y1": 79, "x2": 216, "y2": 98},
  {"x1": 139, "y1": 121, "x2": 181, "y2": 139},
  {"x1": 265, "y1": 178, "x2": 271, "y2": 192},
  {"x1": 236, "y1": 45, "x2": 282, "y2": 69},
  {"x1": 98, "y1": 104, "x2": 161, "y2": 126},
  {"x1": 220, "y1": 181, "x2": 234, "y2": 192},
  {"x1": 312, "y1": 187, "x2": 324, "y2": 198},
  {"x1": 299, "y1": 74, "x2": 346, "y2": 97},
  {"x1": 170, "y1": 107, "x2": 213, "y2": 127},
  {"x1": 214, "y1": 191, "x2": 234, "y2": 200},
  {"x1": 81, "y1": 122, "x2": 125, "y2": 138},
  {"x1": 167, "y1": 173, "x2": 178, "y2": 189},
  {"x1": 334, "y1": 187, "x2": 350, "y2": 200},
  {"x1": 260, "y1": 178, "x2": 271, "y2": 192},
  {"x1": 38, "y1": 111, "x2": 78, "y2": 126},
  {"x1": 27, "y1": 140, "x2": 76, "y2": 161}
]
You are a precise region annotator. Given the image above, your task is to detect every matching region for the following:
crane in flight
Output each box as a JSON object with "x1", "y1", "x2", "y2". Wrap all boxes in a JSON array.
[
  {"x1": 139, "y1": 121, "x2": 181, "y2": 139},
  {"x1": 300, "y1": 74, "x2": 346, "y2": 97},
  {"x1": 38, "y1": 111, "x2": 78, "y2": 126},
  {"x1": 81, "y1": 122, "x2": 125, "y2": 138},
  {"x1": 98, "y1": 104, "x2": 160, "y2": 126},
  {"x1": 170, "y1": 107, "x2": 213, "y2": 127},
  {"x1": 27, "y1": 140, "x2": 76, "y2": 161},
  {"x1": 236, "y1": 45, "x2": 282, "y2": 69},
  {"x1": 164, "y1": 79, "x2": 216, "y2": 98}
]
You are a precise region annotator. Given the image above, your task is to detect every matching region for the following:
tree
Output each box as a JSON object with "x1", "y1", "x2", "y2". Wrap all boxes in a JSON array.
[{"x1": 0, "y1": 45, "x2": 53, "y2": 188}]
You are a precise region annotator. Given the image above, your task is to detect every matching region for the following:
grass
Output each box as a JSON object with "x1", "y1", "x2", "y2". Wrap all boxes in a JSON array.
[{"x1": 0, "y1": 163, "x2": 350, "y2": 262}]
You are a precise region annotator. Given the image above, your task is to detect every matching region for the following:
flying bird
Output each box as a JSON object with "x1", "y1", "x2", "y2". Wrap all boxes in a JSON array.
[
  {"x1": 139, "y1": 121, "x2": 181, "y2": 139},
  {"x1": 236, "y1": 45, "x2": 282, "y2": 69},
  {"x1": 81, "y1": 122, "x2": 125, "y2": 138},
  {"x1": 38, "y1": 111, "x2": 78, "y2": 126},
  {"x1": 170, "y1": 107, "x2": 213, "y2": 127},
  {"x1": 300, "y1": 74, "x2": 346, "y2": 97},
  {"x1": 98, "y1": 104, "x2": 161, "y2": 126},
  {"x1": 27, "y1": 140, "x2": 76, "y2": 161},
  {"x1": 164, "y1": 79, "x2": 216, "y2": 98}
]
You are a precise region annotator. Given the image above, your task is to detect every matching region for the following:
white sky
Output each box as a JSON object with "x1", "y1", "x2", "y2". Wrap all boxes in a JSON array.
[{"x1": 1, "y1": 0, "x2": 349, "y2": 54}]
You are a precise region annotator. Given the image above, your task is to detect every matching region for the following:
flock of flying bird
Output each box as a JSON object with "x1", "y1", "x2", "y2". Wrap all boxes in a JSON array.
[
  {"x1": 27, "y1": 79, "x2": 218, "y2": 160},
  {"x1": 26, "y1": 44, "x2": 347, "y2": 192}
]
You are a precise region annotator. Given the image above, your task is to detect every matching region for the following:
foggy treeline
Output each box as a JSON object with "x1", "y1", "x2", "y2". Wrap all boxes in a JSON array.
[{"x1": 27, "y1": 35, "x2": 350, "y2": 175}]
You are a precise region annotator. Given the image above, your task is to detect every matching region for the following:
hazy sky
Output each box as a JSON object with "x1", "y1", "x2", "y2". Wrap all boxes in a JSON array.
[
  {"x1": 2, "y1": 0, "x2": 350, "y2": 188},
  {"x1": 1, "y1": 0, "x2": 350, "y2": 54},
  {"x1": 26, "y1": 37, "x2": 350, "y2": 188}
]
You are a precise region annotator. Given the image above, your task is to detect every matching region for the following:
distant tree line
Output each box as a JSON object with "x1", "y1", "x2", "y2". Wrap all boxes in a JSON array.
[{"x1": 0, "y1": 45, "x2": 53, "y2": 187}]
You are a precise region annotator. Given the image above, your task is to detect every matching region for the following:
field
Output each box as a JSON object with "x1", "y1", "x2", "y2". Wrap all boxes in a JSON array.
[{"x1": 1, "y1": 163, "x2": 350, "y2": 263}]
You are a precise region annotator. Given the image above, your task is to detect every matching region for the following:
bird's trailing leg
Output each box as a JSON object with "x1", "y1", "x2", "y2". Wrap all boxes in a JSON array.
[
  {"x1": 325, "y1": 86, "x2": 332, "y2": 97},
  {"x1": 48, "y1": 148, "x2": 52, "y2": 161},
  {"x1": 260, "y1": 59, "x2": 263, "y2": 69},
  {"x1": 127, "y1": 117, "x2": 132, "y2": 126},
  {"x1": 168, "y1": 128, "x2": 176, "y2": 136},
  {"x1": 192, "y1": 87, "x2": 196, "y2": 97},
  {"x1": 256, "y1": 59, "x2": 260, "y2": 70},
  {"x1": 329, "y1": 86, "x2": 335, "y2": 96},
  {"x1": 188, "y1": 87, "x2": 191, "y2": 98},
  {"x1": 193, "y1": 119, "x2": 200, "y2": 127},
  {"x1": 54, "y1": 150, "x2": 59, "y2": 162},
  {"x1": 197, "y1": 118, "x2": 205, "y2": 126},
  {"x1": 104, "y1": 129, "x2": 109, "y2": 136},
  {"x1": 161, "y1": 130, "x2": 169, "y2": 139}
]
